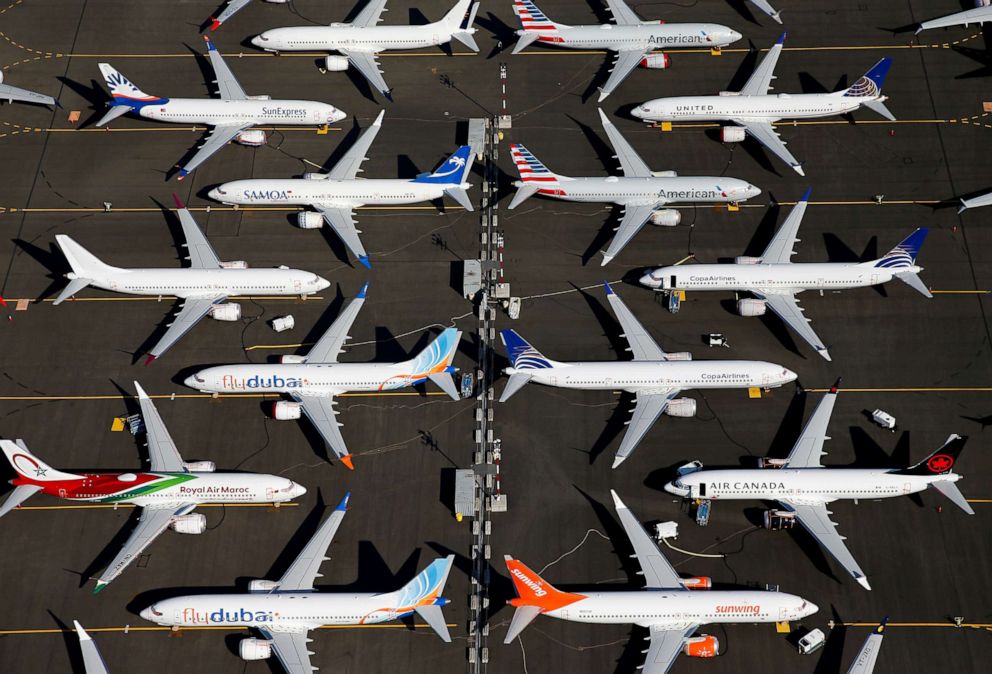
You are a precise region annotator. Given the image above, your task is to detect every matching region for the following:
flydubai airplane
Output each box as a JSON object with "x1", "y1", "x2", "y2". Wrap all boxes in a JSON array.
[
  {"x1": 499, "y1": 283, "x2": 796, "y2": 468},
  {"x1": 208, "y1": 110, "x2": 474, "y2": 269},
  {"x1": 184, "y1": 283, "x2": 462, "y2": 470},
  {"x1": 95, "y1": 37, "x2": 345, "y2": 180},
  {"x1": 632, "y1": 34, "x2": 895, "y2": 176},
  {"x1": 640, "y1": 190, "x2": 932, "y2": 361},
  {"x1": 0, "y1": 72, "x2": 56, "y2": 106},
  {"x1": 917, "y1": 1, "x2": 992, "y2": 34},
  {"x1": 0, "y1": 382, "x2": 306, "y2": 593},
  {"x1": 508, "y1": 109, "x2": 760, "y2": 266},
  {"x1": 749, "y1": 0, "x2": 782, "y2": 24},
  {"x1": 846, "y1": 618, "x2": 887, "y2": 674},
  {"x1": 52, "y1": 195, "x2": 329, "y2": 364},
  {"x1": 74, "y1": 622, "x2": 110, "y2": 674},
  {"x1": 250, "y1": 0, "x2": 480, "y2": 99},
  {"x1": 503, "y1": 491, "x2": 818, "y2": 673},
  {"x1": 139, "y1": 493, "x2": 455, "y2": 674},
  {"x1": 510, "y1": 0, "x2": 742, "y2": 102},
  {"x1": 665, "y1": 384, "x2": 974, "y2": 590}
]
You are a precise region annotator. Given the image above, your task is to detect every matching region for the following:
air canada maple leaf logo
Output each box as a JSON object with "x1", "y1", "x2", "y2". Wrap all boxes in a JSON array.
[{"x1": 927, "y1": 454, "x2": 953, "y2": 473}]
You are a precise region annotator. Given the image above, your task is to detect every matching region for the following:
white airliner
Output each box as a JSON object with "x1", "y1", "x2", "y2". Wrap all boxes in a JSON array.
[
  {"x1": 508, "y1": 109, "x2": 760, "y2": 266},
  {"x1": 250, "y1": 0, "x2": 480, "y2": 99},
  {"x1": 749, "y1": 0, "x2": 782, "y2": 24},
  {"x1": 499, "y1": 282, "x2": 796, "y2": 468},
  {"x1": 184, "y1": 283, "x2": 462, "y2": 470},
  {"x1": 510, "y1": 0, "x2": 742, "y2": 102},
  {"x1": 846, "y1": 618, "x2": 887, "y2": 674},
  {"x1": 74, "y1": 622, "x2": 110, "y2": 674},
  {"x1": 208, "y1": 0, "x2": 289, "y2": 31},
  {"x1": 665, "y1": 385, "x2": 974, "y2": 591},
  {"x1": 0, "y1": 382, "x2": 306, "y2": 593},
  {"x1": 95, "y1": 37, "x2": 345, "y2": 180},
  {"x1": 139, "y1": 493, "x2": 455, "y2": 674},
  {"x1": 917, "y1": 1, "x2": 992, "y2": 34},
  {"x1": 640, "y1": 190, "x2": 932, "y2": 361},
  {"x1": 958, "y1": 189, "x2": 992, "y2": 212},
  {"x1": 208, "y1": 110, "x2": 474, "y2": 269},
  {"x1": 0, "y1": 72, "x2": 56, "y2": 106},
  {"x1": 503, "y1": 491, "x2": 818, "y2": 673},
  {"x1": 632, "y1": 34, "x2": 895, "y2": 176},
  {"x1": 52, "y1": 195, "x2": 329, "y2": 364}
]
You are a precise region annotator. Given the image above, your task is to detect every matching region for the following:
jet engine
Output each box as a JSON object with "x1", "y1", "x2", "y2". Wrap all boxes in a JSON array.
[
  {"x1": 297, "y1": 212, "x2": 324, "y2": 229},
  {"x1": 272, "y1": 401, "x2": 302, "y2": 420},
  {"x1": 249, "y1": 580, "x2": 280, "y2": 593},
  {"x1": 235, "y1": 129, "x2": 267, "y2": 146},
  {"x1": 170, "y1": 513, "x2": 206, "y2": 535},
  {"x1": 737, "y1": 298, "x2": 767, "y2": 317},
  {"x1": 664, "y1": 398, "x2": 697, "y2": 417},
  {"x1": 720, "y1": 126, "x2": 746, "y2": 143},
  {"x1": 683, "y1": 635, "x2": 719, "y2": 657},
  {"x1": 649, "y1": 209, "x2": 681, "y2": 227},
  {"x1": 219, "y1": 260, "x2": 248, "y2": 269},
  {"x1": 734, "y1": 256, "x2": 761, "y2": 265},
  {"x1": 324, "y1": 55, "x2": 350, "y2": 72},
  {"x1": 183, "y1": 461, "x2": 216, "y2": 473},
  {"x1": 650, "y1": 170, "x2": 678, "y2": 178},
  {"x1": 209, "y1": 303, "x2": 241, "y2": 322},
  {"x1": 680, "y1": 576, "x2": 712, "y2": 590},
  {"x1": 978, "y1": 1, "x2": 991, "y2": 7},
  {"x1": 265, "y1": 0, "x2": 290, "y2": 4},
  {"x1": 639, "y1": 53, "x2": 671, "y2": 69},
  {"x1": 239, "y1": 638, "x2": 273, "y2": 661},
  {"x1": 245, "y1": 95, "x2": 272, "y2": 101},
  {"x1": 662, "y1": 352, "x2": 692, "y2": 361},
  {"x1": 279, "y1": 355, "x2": 307, "y2": 364}
]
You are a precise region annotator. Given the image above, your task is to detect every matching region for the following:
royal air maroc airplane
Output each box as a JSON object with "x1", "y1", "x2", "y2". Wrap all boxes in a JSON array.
[
  {"x1": 0, "y1": 382, "x2": 306, "y2": 593},
  {"x1": 917, "y1": 1, "x2": 992, "y2": 34},
  {"x1": 139, "y1": 493, "x2": 456, "y2": 674},
  {"x1": 0, "y1": 72, "x2": 56, "y2": 106},
  {"x1": 503, "y1": 491, "x2": 818, "y2": 672}
]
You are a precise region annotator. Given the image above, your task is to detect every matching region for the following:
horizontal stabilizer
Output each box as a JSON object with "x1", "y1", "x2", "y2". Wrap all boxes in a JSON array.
[
  {"x1": 428, "y1": 371, "x2": 461, "y2": 401},
  {"x1": 53, "y1": 277, "x2": 92, "y2": 305},
  {"x1": 445, "y1": 187, "x2": 474, "y2": 211},
  {"x1": 894, "y1": 271, "x2": 932, "y2": 298},
  {"x1": 504, "y1": 605, "x2": 542, "y2": 644},
  {"x1": 414, "y1": 604, "x2": 451, "y2": 642},
  {"x1": 452, "y1": 31, "x2": 479, "y2": 52},
  {"x1": 0, "y1": 484, "x2": 42, "y2": 518},
  {"x1": 95, "y1": 105, "x2": 132, "y2": 128},
  {"x1": 500, "y1": 372, "x2": 532, "y2": 402},
  {"x1": 931, "y1": 480, "x2": 974, "y2": 515},
  {"x1": 862, "y1": 99, "x2": 895, "y2": 121},
  {"x1": 512, "y1": 32, "x2": 539, "y2": 54},
  {"x1": 508, "y1": 184, "x2": 540, "y2": 210}
]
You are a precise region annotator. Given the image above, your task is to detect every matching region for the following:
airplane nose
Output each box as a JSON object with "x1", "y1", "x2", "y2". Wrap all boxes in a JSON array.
[
  {"x1": 139, "y1": 607, "x2": 155, "y2": 622},
  {"x1": 183, "y1": 375, "x2": 200, "y2": 389},
  {"x1": 639, "y1": 272, "x2": 660, "y2": 288},
  {"x1": 729, "y1": 30, "x2": 743, "y2": 42},
  {"x1": 783, "y1": 368, "x2": 798, "y2": 383},
  {"x1": 207, "y1": 188, "x2": 221, "y2": 201},
  {"x1": 317, "y1": 276, "x2": 331, "y2": 290},
  {"x1": 332, "y1": 109, "x2": 347, "y2": 123},
  {"x1": 804, "y1": 602, "x2": 819, "y2": 617},
  {"x1": 631, "y1": 106, "x2": 645, "y2": 119},
  {"x1": 748, "y1": 184, "x2": 762, "y2": 198},
  {"x1": 292, "y1": 482, "x2": 307, "y2": 498}
]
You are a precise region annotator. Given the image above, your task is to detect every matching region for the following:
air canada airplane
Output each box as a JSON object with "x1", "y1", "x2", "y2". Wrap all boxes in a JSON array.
[
  {"x1": 0, "y1": 72, "x2": 56, "y2": 106},
  {"x1": 917, "y1": 1, "x2": 992, "y2": 34}
]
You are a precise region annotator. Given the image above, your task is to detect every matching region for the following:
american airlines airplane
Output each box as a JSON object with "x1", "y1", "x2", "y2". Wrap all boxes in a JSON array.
[
  {"x1": 95, "y1": 37, "x2": 345, "y2": 180},
  {"x1": 845, "y1": 618, "x2": 887, "y2": 674},
  {"x1": 749, "y1": 0, "x2": 782, "y2": 24},
  {"x1": 665, "y1": 385, "x2": 974, "y2": 591},
  {"x1": 139, "y1": 493, "x2": 455, "y2": 674},
  {"x1": 74, "y1": 622, "x2": 110, "y2": 674},
  {"x1": 184, "y1": 284, "x2": 462, "y2": 470},
  {"x1": 503, "y1": 491, "x2": 818, "y2": 673},
  {"x1": 0, "y1": 382, "x2": 306, "y2": 593},
  {"x1": 52, "y1": 195, "x2": 329, "y2": 364},
  {"x1": 0, "y1": 72, "x2": 56, "y2": 106},
  {"x1": 917, "y1": 1, "x2": 992, "y2": 34},
  {"x1": 640, "y1": 190, "x2": 932, "y2": 361},
  {"x1": 508, "y1": 109, "x2": 760, "y2": 266},
  {"x1": 499, "y1": 283, "x2": 796, "y2": 468},
  {"x1": 250, "y1": 0, "x2": 480, "y2": 99},
  {"x1": 632, "y1": 34, "x2": 895, "y2": 176},
  {"x1": 208, "y1": 110, "x2": 474, "y2": 269},
  {"x1": 510, "y1": 0, "x2": 742, "y2": 102}
]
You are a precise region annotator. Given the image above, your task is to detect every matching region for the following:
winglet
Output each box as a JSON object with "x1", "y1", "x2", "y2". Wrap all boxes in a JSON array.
[
  {"x1": 73, "y1": 620, "x2": 91, "y2": 640},
  {"x1": 358, "y1": 255, "x2": 371, "y2": 270},
  {"x1": 172, "y1": 193, "x2": 186, "y2": 210},
  {"x1": 133, "y1": 380, "x2": 150, "y2": 400},
  {"x1": 829, "y1": 377, "x2": 842, "y2": 394},
  {"x1": 602, "y1": 280, "x2": 615, "y2": 296},
  {"x1": 776, "y1": 32, "x2": 787, "y2": 45},
  {"x1": 177, "y1": 169, "x2": 189, "y2": 181},
  {"x1": 335, "y1": 491, "x2": 351, "y2": 511},
  {"x1": 800, "y1": 187, "x2": 812, "y2": 202},
  {"x1": 357, "y1": 282, "x2": 369, "y2": 299},
  {"x1": 609, "y1": 488, "x2": 625, "y2": 511},
  {"x1": 372, "y1": 109, "x2": 386, "y2": 127},
  {"x1": 339, "y1": 455, "x2": 355, "y2": 471},
  {"x1": 209, "y1": 17, "x2": 221, "y2": 31},
  {"x1": 875, "y1": 616, "x2": 888, "y2": 634},
  {"x1": 203, "y1": 35, "x2": 217, "y2": 52},
  {"x1": 144, "y1": 354, "x2": 157, "y2": 366},
  {"x1": 92, "y1": 581, "x2": 108, "y2": 595}
]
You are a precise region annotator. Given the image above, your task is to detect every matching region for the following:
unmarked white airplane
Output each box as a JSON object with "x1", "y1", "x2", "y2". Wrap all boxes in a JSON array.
[
  {"x1": 632, "y1": 34, "x2": 895, "y2": 176},
  {"x1": 96, "y1": 38, "x2": 345, "y2": 180},
  {"x1": 640, "y1": 190, "x2": 932, "y2": 361},
  {"x1": 499, "y1": 283, "x2": 796, "y2": 468},
  {"x1": 917, "y1": 1, "x2": 992, "y2": 34},
  {"x1": 503, "y1": 491, "x2": 818, "y2": 673},
  {"x1": 74, "y1": 622, "x2": 110, "y2": 674},
  {"x1": 0, "y1": 72, "x2": 56, "y2": 106},
  {"x1": 846, "y1": 618, "x2": 887, "y2": 674},
  {"x1": 749, "y1": 0, "x2": 782, "y2": 24}
]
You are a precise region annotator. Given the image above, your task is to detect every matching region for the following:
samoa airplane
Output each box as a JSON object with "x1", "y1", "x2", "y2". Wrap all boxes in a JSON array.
[
  {"x1": 207, "y1": 110, "x2": 474, "y2": 269},
  {"x1": 499, "y1": 282, "x2": 796, "y2": 468},
  {"x1": 845, "y1": 618, "x2": 887, "y2": 674},
  {"x1": 749, "y1": 0, "x2": 782, "y2": 24},
  {"x1": 639, "y1": 189, "x2": 932, "y2": 361},
  {"x1": 507, "y1": 109, "x2": 760, "y2": 266},
  {"x1": 0, "y1": 72, "x2": 56, "y2": 106},
  {"x1": 250, "y1": 0, "x2": 480, "y2": 99},
  {"x1": 74, "y1": 622, "x2": 110, "y2": 674},
  {"x1": 184, "y1": 283, "x2": 462, "y2": 470},
  {"x1": 917, "y1": 1, "x2": 992, "y2": 34},
  {"x1": 52, "y1": 195, "x2": 329, "y2": 364},
  {"x1": 631, "y1": 34, "x2": 895, "y2": 176},
  {"x1": 95, "y1": 37, "x2": 345, "y2": 180},
  {"x1": 0, "y1": 382, "x2": 306, "y2": 593},
  {"x1": 665, "y1": 384, "x2": 974, "y2": 591},
  {"x1": 503, "y1": 490, "x2": 818, "y2": 672},
  {"x1": 510, "y1": 0, "x2": 742, "y2": 102},
  {"x1": 139, "y1": 493, "x2": 455, "y2": 673}
]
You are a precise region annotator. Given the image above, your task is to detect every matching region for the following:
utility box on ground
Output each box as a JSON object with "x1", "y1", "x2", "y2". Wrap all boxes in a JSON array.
[{"x1": 454, "y1": 469, "x2": 476, "y2": 520}]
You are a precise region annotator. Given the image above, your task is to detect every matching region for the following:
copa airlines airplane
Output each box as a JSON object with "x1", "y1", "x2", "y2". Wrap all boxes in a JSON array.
[
  {"x1": 917, "y1": 1, "x2": 992, "y2": 34},
  {"x1": 749, "y1": 0, "x2": 782, "y2": 24},
  {"x1": 0, "y1": 382, "x2": 306, "y2": 593},
  {"x1": 504, "y1": 491, "x2": 818, "y2": 673},
  {"x1": 640, "y1": 190, "x2": 932, "y2": 361},
  {"x1": 632, "y1": 34, "x2": 894, "y2": 176},
  {"x1": 510, "y1": 0, "x2": 741, "y2": 102},
  {"x1": 508, "y1": 109, "x2": 760, "y2": 266},
  {"x1": 250, "y1": 0, "x2": 480, "y2": 99},
  {"x1": 95, "y1": 37, "x2": 345, "y2": 180},
  {"x1": 665, "y1": 385, "x2": 974, "y2": 591},
  {"x1": 0, "y1": 72, "x2": 56, "y2": 106},
  {"x1": 52, "y1": 195, "x2": 329, "y2": 364},
  {"x1": 139, "y1": 493, "x2": 455, "y2": 674},
  {"x1": 499, "y1": 282, "x2": 796, "y2": 468}
]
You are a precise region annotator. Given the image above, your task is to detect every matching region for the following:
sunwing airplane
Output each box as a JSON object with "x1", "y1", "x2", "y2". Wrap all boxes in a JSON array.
[
  {"x1": 510, "y1": 0, "x2": 742, "y2": 102},
  {"x1": 0, "y1": 72, "x2": 56, "y2": 106},
  {"x1": 665, "y1": 385, "x2": 974, "y2": 591},
  {"x1": 508, "y1": 109, "x2": 760, "y2": 266},
  {"x1": 74, "y1": 622, "x2": 110, "y2": 674},
  {"x1": 749, "y1": 0, "x2": 782, "y2": 24},
  {"x1": 504, "y1": 490, "x2": 818, "y2": 672},
  {"x1": 0, "y1": 382, "x2": 306, "y2": 593},
  {"x1": 631, "y1": 34, "x2": 895, "y2": 176},
  {"x1": 139, "y1": 493, "x2": 455, "y2": 673},
  {"x1": 917, "y1": 1, "x2": 992, "y2": 34},
  {"x1": 96, "y1": 38, "x2": 345, "y2": 180},
  {"x1": 499, "y1": 282, "x2": 796, "y2": 468},
  {"x1": 52, "y1": 195, "x2": 330, "y2": 364},
  {"x1": 639, "y1": 190, "x2": 932, "y2": 361},
  {"x1": 845, "y1": 618, "x2": 887, "y2": 674}
]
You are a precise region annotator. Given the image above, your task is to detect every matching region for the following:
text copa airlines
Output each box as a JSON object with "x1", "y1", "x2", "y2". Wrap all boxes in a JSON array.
[{"x1": 700, "y1": 373, "x2": 750, "y2": 380}]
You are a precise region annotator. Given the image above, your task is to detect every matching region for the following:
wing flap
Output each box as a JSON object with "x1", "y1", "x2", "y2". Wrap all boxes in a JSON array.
[
  {"x1": 204, "y1": 38, "x2": 247, "y2": 99},
  {"x1": 613, "y1": 390, "x2": 678, "y2": 469},
  {"x1": 258, "y1": 628, "x2": 316, "y2": 674},
  {"x1": 95, "y1": 505, "x2": 196, "y2": 591},
  {"x1": 598, "y1": 49, "x2": 648, "y2": 102},
  {"x1": 604, "y1": 283, "x2": 665, "y2": 360},
  {"x1": 294, "y1": 394, "x2": 351, "y2": 465},
  {"x1": 602, "y1": 202, "x2": 658, "y2": 266},
  {"x1": 315, "y1": 205, "x2": 369, "y2": 268},
  {"x1": 598, "y1": 108, "x2": 651, "y2": 177},
  {"x1": 784, "y1": 386, "x2": 837, "y2": 468},
  {"x1": 327, "y1": 109, "x2": 385, "y2": 180},
  {"x1": 147, "y1": 294, "x2": 228, "y2": 361},
  {"x1": 782, "y1": 500, "x2": 870, "y2": 590},
  {"x1": 739, "y1": 35, "x2": 784, "y2": 96},
  {"x1": 173, "y1": 199, "x2": 222, "y2": 269},
  {"x1": 611, "y1": 490, "x2": 685, "y2": 589},
  {"x1": 304, "y1": 287, "x2": 367, "y2": 364},
  {"x1": 341, "y1": 50, "x2": 390, "y2": 98},
  {"x1": 276, "y1": 493, "x2": 350, "y2": 591},
  {"x1": 351, "y1": 0, "x2": 388, "y2": 27},
  {"x1": 759, "y1": 192, "x2": 809, "y2": 263},
  {"x1": 604, "y1": 0, "x2": 641, "y2": 25},
  {"x1": 641, "y1": 624, "x2": 699, "y2": 674},
  {"x1": 179, "y1": 123, "x2": 252, "y2": 178},
  {"x1": 134, "y1": 381, "x2": 185, "y2": 472},
  {"x1": 757, "y1": 292, "x2": 829, "y2": 361}
]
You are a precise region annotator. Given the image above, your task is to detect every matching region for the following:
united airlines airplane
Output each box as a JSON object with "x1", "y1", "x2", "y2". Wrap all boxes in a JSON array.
[
  {"x1": 917, "y1": 1, "x2": 992, "y2": 34},
  {"x1": 0, "y1": 72, "x2": 56, "y2": 106}
]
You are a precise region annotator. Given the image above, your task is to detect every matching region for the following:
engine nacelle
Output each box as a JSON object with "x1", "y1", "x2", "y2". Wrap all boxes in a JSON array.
[
  {"x1": 650, "y1": 170, "x2": 678, "y2": 178},
  {"x1": 978, "y1": 0, "x2": 992, "y2": 7},
  {"x1": 639, "y1": 53, "x2": 671, "y2": 70},
  {"x1": 680, "y1": 576, "x2": 712, "y2": 590},
  {"x1": 220, "y1": 260, "x2": 248, "y2": 269},
  {"x1": 684, "y1": 635, "x2": 719, "y2": 658},
  {"x1": 279, "y1": 355, "x2": 307, "y2": 364},
  {"x1": 245, "y1": 94, "x2": 272, "y2": 101},
  {"x1": 239, "y1": 638, "x2": 273, "y2": 661},
  {"x1": 183, "y1": 461, "x2": 216, "y2": 473},
  {"x1": 302, "y1": 172, "x2": 328, "y2": 180},
  {"x1": 664, "y1": 398, "x2": 697, "y2": 418},
  {"x1": 663, "y1": 352, "x2": 692, "y2": 362},
  {"x1": 209, "y1": 303, "x2": 241, "y2": 322},
  {"x1": 249, "y1": 580, "x2": 280, "y2": 593},
  {"x1": 649, "y1": 209, "x2": 681, "y2": 227},
  {"x1": 170, "y1": 513, "x2": 206, "y2": 535},
  {"x1": 272, "y1": 400, "x2": 302, "y2": 420},
  {"x1": 265, "y1": 0, "x2": 290, "y2": 4},
  {"x1": 737, "y1": 298, "x2": 767, "y2": 317},
  {"x1": 325, "y1": 55, "x2": 350, "y2": 72},
  {"x1": 235, "y1": 129, "x2": 267, "y2": 147},
  {"x1": 720, "y1": 126, "x2": 747, "y2": 143},
  {"x1": 734, "y1": 256, "x2": 761, "y2": 265},
  {"x1": 297, "y1": 211, "x2": 324, "y2": 229}
]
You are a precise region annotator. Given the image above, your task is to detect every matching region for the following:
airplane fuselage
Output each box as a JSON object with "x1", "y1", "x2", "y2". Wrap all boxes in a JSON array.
[
  {"x1": 531, "y1": 23, "x2": 740, "y2": 51},
  {"x1": 644, "y1": 262, "x2": 919, "y2": 292},
  {"x1": 186, "y1": 362, "x2": 444, "y2": 395},
  {"x1": 74, "y1": 267, "x2": 327, "y2": 300},
  {"x1": 635, "y1": 92, "x2": 878, "y2": 122},
  {"x1": 133, "y1": 98, "x2": 343, "y2": 126},
  {"x1": 519, "y1": 176, "x2": 758, "y2": 206},
  {"x1": 253, "y1": 23, "x2": 464, "y2": 53},
  {"x1": 210, "y1": 178, "x2": 468, "y2": 208}
]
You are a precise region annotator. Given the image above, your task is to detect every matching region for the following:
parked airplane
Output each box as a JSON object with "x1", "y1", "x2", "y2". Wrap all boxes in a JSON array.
[
  {"x1": 0, "y1": 72, "x2": 56, "y2": 106},
  {"x1": 504, "y1": 490, "x2": 818, "y2": 672},
  {"x1": 208, "y1": 111, "x2": 473, "y2": 269},
  {"x1": 250, "y1": 0, "x2": 480, "y2": 99},
  {"x1": 958, "y1": 189, "x2": 992, "y2": 212},
  {"x1": 499, "y1": 282, "x2": 796, "y2": 468},
  {"x1": 917, "y1": 1, "x2": 992, "y2": 34},
  {"x1": 508, "y1": 109, "x2": 760, "y2": 265},
  {"x1": 208, "y1": 0, "x2": 292, "y2": 31},
  {"x1": 53, "y1": 195, "x2": 329, "y2": 364},
  {"x1": 0, "y1": 382, "x2": 306, "y2": 593},
  {"x1": 640, "y1": 190, "x2": 932, "y2": 361},
  {"x1": 96, "y1": 38, "x2": 345, "y2": 180},
  {"x1": 749, "y1": 0, "x2": 782, "y2": 24},
  {"x1": 631, "y1": 34, "x2": 894, "y2": 176},
  {"x1": 510, "y1": 0, "x2": 742, "y2": 102},
  {"x1": 139, "y1": 493, "x2": 455, "y2": 674},
  {"x1": 846, "y1": 618, "x2": 887, "y2": 674},
  {"x1": 665, "y1": 385, "x2": 973, "y2": 590},
  {"x1": 74, "y1": 622, "x2": 110, "y2": 674}
]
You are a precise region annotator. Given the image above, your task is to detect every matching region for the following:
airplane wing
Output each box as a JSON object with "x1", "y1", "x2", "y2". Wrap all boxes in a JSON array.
[
  {"x1": 779, "y1": 500, "x2": 871, "y2": 590},
  {"x1": 276, "y1": 493, "x2": 350, "y2": 591},
  {"x1": 846, "y1": 618, "x2": 887, "y2": 674},
  {"x1": 326, "y1": 109, "x2": 385, "y2": 180},
  {"x1": 211, "y1": 0, "x2": 253, "y2": 28},
  {"x1": 0, "y1": 84, "x2": 56, "y2": 106},
  {"x1": 603, "y1": 282, "x2": 665, "y2": 361},
  {"x1": 95, "y1": 503, "x2": 197, "y2": 591},
  {"x1": 739, "y1": 33, "x2": 785, "y2": 96},
  {"x1": 754, "y1": 291, "x2": 830, "y2": 361},
  {"x1": 134, "y1": 381, "x2": 185, "y2": 472},
  {"x1": 598, "y1": 49, "x2": 649, "y2": 102},
  {"x1": 731, "y1": 118, "x2": 803, "y2": 176},
  {"x1": 146, "y1": 294, "x2": 229, "y2": 362},
  {"x1": 759, "y1": 189, "x2": 809, "y2": 263},
  {"x1": 604, "y1": 0, "x2": 641, "y2": 26},
  {"x1": 602, "y1": 202, "x2": 659, "y2": 266},
  {"x1": 918, "y1": 7, "x2": 992, "y2": 33},
  {"x1": 641, "y1": 624, "x2": 700, "y2": 674},
  {"x1": 257, "y1": 628, "x2": 317, "y2": 674},
  {"x1": 350, "y1": 0, "x2": 389, "y2": 27},
  {"x1": 178, "y1": 123, "x2": 253, "y2": 179},
  {"x1": 304, "y1": 284, "x2": 367, "y2": 363},
  {"x1": 613, "y1": 389, "x2": 681, "y2": 469},
  {"x1": 314, "y1": 205, "x2": 369, "y2": 268},
  {"x1": 203, "y1": 37, "x2": 248, "y2": 100},
  {"x1": 611, "y1": 490, "x2": 686, "y2": 589},
  {"x1": 749, "y1": 0, "x2": 782, "y2": 24},
  {"x1": 292, "y1": 393, "x2": 352, "y2": 467},
  {"x1": 73, "y1": 622, "x2": 110, "y2": 674},
  {"x1": 597, "y1": 108, "x2": 651, "y2": 178},
  {"x1": 173, "y1": 198, "x2": 222, "y2": 269},
  {"x1": 783, "y1": 384, "x2": 837, "y2": 468},
  {"x1": 341, "y1": 50, "x2": 390, "y2": 98}
]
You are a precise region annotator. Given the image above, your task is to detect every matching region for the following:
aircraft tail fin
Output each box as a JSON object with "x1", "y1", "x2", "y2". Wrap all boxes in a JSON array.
[
  {"x1": 503, "y1": 556, "x2": 584, "y2": 641},
  {"x1": 403, "y1": 328, "x2": 462, "y2": 400},
  {"x1": 500, "y1": 329, "x2": 554, "y2": 370},
  {"x1": 512, "y1": 0, "x2": 567, "y2": 33},
  {"x1": 97, "y1": 63, "x2": 163, "y2": 106},
  {"x1": 895, "y1": 434, "x2": 967, "y2": 476},
  {"x1": 53, "y1": 235, "x2": 118, "y2": 305},
  {"x1": 843, "y1": 57, "x2": 892, "y2": 98},
  {"x1": 448, "y1": 1, "x2": 480, "y2": 51},
  {"x1": 0, "y1": 439, "x2": 84, "y2": 483},
  {"x1": 508, "y1": 143, "x2": 562, "y2": 208},
  {"x1": 414, "y1": 146, "x2": 474, "y2": 185},
  {"x1": 395, "y1": 556, "x2": 455, "y2": 642},
  {"x1": 871, "y1": 228, "x2": 928, "y2": 269}
]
